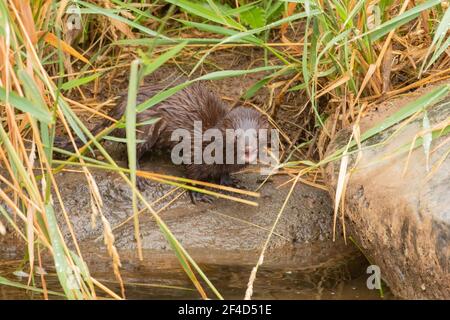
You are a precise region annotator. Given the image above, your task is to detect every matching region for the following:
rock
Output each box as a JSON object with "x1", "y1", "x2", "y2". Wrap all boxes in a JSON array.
[{"x1": 324, "y1": 82, "x2": 450, "y2": 299}]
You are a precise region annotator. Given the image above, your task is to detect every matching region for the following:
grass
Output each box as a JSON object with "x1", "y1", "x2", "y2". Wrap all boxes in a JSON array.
[{"x1": 0, "y1": 0, "x2": 449, "y2": 299}]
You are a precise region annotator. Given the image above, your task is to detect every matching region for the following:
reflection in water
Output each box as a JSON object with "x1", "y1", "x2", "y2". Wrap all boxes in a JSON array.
[{"x1": 0, "y1": 245, "x2": 391, "y2": 300}]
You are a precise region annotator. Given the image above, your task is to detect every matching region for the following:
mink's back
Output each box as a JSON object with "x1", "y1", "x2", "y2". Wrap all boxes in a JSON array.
[{"x1": 110, "y1": 81, "x2": 230, "y2": 151}]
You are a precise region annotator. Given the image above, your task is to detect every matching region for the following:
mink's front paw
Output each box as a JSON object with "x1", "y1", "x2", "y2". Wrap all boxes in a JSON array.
[
  {"x1": 220, "y1": 174, "x2": 244, "y2": 189},
  {"x1": 136, "y1": 176, "x2": 148, "y2": 191},
  {"x1": 189, "y1": 191, "x2": 215, "y2": 204}
]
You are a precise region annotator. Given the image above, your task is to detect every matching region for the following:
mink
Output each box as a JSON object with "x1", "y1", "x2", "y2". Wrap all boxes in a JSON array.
[{"x1": 56, "y1": 79, "x2": 270, "y2": 203}]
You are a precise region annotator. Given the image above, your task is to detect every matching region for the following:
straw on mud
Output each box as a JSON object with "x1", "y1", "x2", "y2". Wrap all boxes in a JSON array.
[
  {"x1": 244, "y1": 172, "x2": 301, "y2": 300},
  {"x1": 208, "y1": 209, "x2": 289, "y2": 241},
  {"x1": 142, "y1": 175, "x2": 260, "y2": 207},
  {"x1": 274, "y1": 172, "x2": 327, "y2": 191},
  {"x1": 95, "y1": 188, "x2": 186, "y2": 241},
  {"x1": 52, "y1": 159, "x2": 260, "y2": 206},
  {"x1": 138, "y1": 171, "x2": 260, "y2": 197}
]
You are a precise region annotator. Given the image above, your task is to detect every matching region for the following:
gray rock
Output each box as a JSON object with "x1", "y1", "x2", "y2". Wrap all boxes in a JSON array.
[{"x1": 324, "y1": 82, "x2": 450, "y2": 299}]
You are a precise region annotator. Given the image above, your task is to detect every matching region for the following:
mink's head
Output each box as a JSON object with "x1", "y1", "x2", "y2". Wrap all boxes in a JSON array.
[{"x1": 221, "y1": 106, "x2": 270, "y2": 165}]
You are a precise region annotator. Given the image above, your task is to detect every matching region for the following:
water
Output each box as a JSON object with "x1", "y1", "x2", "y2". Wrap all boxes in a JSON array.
[{"x1": 0, "y1": 244, "x2": 392, "y2": 300}]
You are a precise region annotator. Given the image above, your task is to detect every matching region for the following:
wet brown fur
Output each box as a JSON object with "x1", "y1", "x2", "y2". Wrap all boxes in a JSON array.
[{"x1": 59, "y1": 80, "x2": 270, "y2": 184}]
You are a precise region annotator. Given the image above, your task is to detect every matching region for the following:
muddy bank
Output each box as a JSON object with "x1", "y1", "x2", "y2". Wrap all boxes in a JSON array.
[
  {"x1": 325, "y1": 82, "x2": 450, "y2": 299},
  {"x1": 50, "y1": 157, "x2": 336, "y2": 251},
  {"x1": 0, "y1": 155, "x2": 355, "y2": 254}
]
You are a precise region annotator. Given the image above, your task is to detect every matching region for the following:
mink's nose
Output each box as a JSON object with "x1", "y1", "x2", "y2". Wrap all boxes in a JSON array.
[{"x1": 244, "y1": 145, "x2": 258, "y2": 164}]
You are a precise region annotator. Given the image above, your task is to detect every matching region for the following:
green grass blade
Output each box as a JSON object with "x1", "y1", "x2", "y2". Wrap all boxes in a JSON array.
[
  {"x1": 44, "y1": 204, "x2": 82, "y2": 300},
  {"x1": 77, "y1": 0, "x2": 173, "y2": 40},
  {"x1": 103, "y1": 136, "x2": 146, "y2": 143},
  {"x1": 165, "y1": 0, "x2": 244, "y2": 30},
  {"x1": 176, "y1": 19, "x2": 262, "y2": 44},
  {"x1": 359, "y1": 85, "x2": 449, "y2": 143},
  {"x1": 420, "y1": 6, "x2": 450, "y2": 75},
  {"x1": 56, "y1": 98, "x2": 89, "y2": 148},
  {"x1": 125, "y1": 59, "x2": 142, "y2": 260},
  {"x1": 110, "y1": 0, "x2": 162, "y2": 22},
  {"x1": 61, "y1": 73, "x2": 102, "y2": 91},
  {"x1": 425, "y1": 37, "x2": 450, "y2": 72},
  {"x1": 0, "y1": 87, "x2": 52, "y2": 124},
  {"x1": 0, "y1": 276, "x2": 65, "y2": 297},
  {"x1": 220, "y1": 9, "x2": 321, "y2": 44},
  {"x1": 114, "y1": 37, "x2": 225, "y2": 46},
  {"x1": 368, "y1": 0, "x2": 441, "y2": 42},
  {"x1": 0, "y1": 125, "x2": 40, "y2": 200},
  {"x1": 141, "y1": 41, "x2": 187, "y2": 76},
  {"x1": 197, "y1": 65, "x2": 282, "y2": 81},
  {"x1": 137, "y1": 65, "x2": 282, "y2": 113},
  {"x1": 136, "y1": 81, "x2": 192, "y2": 113},
  {"x1": 335, "y1": 84, "x2": 450, "y2": 155},
  {"x1": 243, "y1": 77, "x2": 271, "y2": 99}
]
